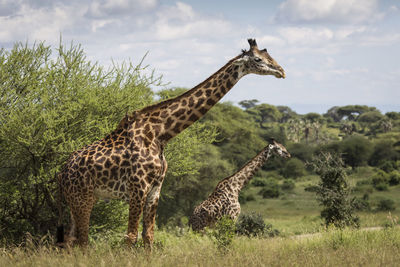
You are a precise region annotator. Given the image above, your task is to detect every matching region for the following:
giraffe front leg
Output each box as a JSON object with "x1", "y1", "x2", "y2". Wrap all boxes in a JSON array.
[{"x1": 142, "y1": 184, "x2": 162, "y2": 250}]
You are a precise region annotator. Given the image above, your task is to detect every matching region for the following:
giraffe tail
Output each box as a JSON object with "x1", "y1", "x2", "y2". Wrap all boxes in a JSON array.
[
  {"x1": 56, "y1": 173, "x2": 64, "y2": 244},
  {"x1": 56, "y1": 226, "x2": 64, "y2": 244}
]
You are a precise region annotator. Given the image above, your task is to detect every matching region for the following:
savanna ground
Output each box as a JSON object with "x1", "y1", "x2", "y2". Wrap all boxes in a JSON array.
[{"x1": 1, "y1": 227, "x2": 400, "y2": 266}]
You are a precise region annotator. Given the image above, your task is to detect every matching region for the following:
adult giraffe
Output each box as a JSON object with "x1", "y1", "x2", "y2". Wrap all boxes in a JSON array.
[{"x1": 56, "y1": 39, "x2": 285, "y2": 249}]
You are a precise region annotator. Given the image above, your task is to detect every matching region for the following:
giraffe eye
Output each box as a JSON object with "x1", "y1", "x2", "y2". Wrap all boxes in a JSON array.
[{"x1": 254, "y1": 57, "x2": 262, "y2": 62}]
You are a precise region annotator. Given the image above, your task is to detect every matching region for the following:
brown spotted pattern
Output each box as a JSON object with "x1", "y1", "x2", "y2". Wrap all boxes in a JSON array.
[
  {"x1": 189, "y1": 139, "x2": 290, "y2": 232},
  {"x1": 57, "y1": 39, "x2": 285, "y2": 249}
]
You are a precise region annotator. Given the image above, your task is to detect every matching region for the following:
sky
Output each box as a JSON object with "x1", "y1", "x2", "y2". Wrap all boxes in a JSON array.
[{"x1": 0, "y1": 0, "x2": 399, "y2": 114}]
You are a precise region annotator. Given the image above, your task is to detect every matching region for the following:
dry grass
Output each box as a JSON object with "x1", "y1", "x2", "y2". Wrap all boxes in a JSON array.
[{"x1": 1, "y1": 227, "x2": 400, "y2": 267}]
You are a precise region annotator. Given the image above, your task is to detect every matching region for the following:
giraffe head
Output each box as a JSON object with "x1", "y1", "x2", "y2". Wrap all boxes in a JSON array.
[
  {"x1": 268, "y1": 138, "x2": 291, "y2": 158},
  {"x1": 234, "y1": 38, "x2": 285, "y2": 78}
]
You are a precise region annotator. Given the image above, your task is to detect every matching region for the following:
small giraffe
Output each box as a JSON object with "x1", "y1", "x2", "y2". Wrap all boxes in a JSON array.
[
  {"x1": 189, "y1": 139, "x2": 290, "y2": 232},
  {"x1": 56, "y1": 39, "x2": 285, "y2": 249}
]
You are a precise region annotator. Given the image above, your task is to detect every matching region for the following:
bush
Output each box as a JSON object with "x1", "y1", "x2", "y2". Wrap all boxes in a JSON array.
[
  {"x1": 371, "y1": 170, "x2": 389, "y2": 190},
  {"x1": 376, "y1": 199, "x2": 396, "y2": 211},
  {"x1": 353, "y1": 194, "x2": 371, "y2": 211},
  {"x1": 311, "y1": 152, "x2": 359, "y2": 228},
  {"x1": 281, "y1": 179, "x2": 295, "y2": 191},
  {"x1": 246, "y1": 194, "x2": 256, "y2": 202},
  {"x1": 238, "y1": 193, "x2": 247, "y2": 204},
  {"x1": 378, "y1": 161, "x2": 396, "y2": 173},
  {"x1": 236, "y1": 213, "x2": 279, "y2": 238},
  {"x1": 375, "y1": 183, "x2": 389, "y2": 191},
  {"x1": 259, "y1": 179, "x2": 280, "y2": 198},
  {"x1": 210, "y1": 216, "x2": 236, "y2": 250},
  {"x1": 252, "y1": 177, "x2": 268, "y2": 187},
  {"x1": 238, "y1": 192, "x2": 256, "y2": 204},
  {"x1": 236, "y1": 213, "x2": 267, "y2": 237},
  {"x1": 280, "y1": 158, "x2": 306, "y2": 178},
  {"x1": 388, "y1": 171, "x2": 400, "y2": 186}
]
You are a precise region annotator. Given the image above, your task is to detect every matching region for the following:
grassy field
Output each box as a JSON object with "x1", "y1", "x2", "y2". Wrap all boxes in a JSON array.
[
  {"x1": 240, "y1": 166, "x2": 400, "y2": 235},
  {"x1": 1, "y1": 228, "x2": 400, "y2": 266}
]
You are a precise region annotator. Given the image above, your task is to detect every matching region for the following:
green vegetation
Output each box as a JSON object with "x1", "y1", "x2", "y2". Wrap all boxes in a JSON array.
[{"x1": 1, "y1": 41, "x2": 400, "y2": 265}]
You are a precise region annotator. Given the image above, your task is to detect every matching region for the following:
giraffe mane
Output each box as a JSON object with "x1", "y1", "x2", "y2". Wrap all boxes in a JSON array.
[{"x1": 136, "y1": 54, "x2": 243, "y2": 115}]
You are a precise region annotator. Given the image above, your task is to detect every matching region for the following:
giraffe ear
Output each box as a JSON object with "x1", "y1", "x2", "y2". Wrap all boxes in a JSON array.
[{"x1": 267, "y1": 137, "x2": 276, "y2": 144}]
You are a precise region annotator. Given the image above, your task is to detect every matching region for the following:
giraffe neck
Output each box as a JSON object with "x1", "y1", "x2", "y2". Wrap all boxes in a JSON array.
[
  {"x1": 134, "y1": 55, "x2": 246, "y2": 143},
  {"x1": 227, "y1": 146, "x2": 272, "y2": 194}
]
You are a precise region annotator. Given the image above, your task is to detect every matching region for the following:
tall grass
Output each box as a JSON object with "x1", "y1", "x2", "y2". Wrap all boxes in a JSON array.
[{"x1": 1, "y1": 227, "x2": 399, "y2": 267}]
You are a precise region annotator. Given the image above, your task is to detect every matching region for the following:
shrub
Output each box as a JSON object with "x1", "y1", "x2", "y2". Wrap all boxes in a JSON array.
[
  {"x1": 280, "y1": 158, "x2": 306, "y2": 178},
  {"x1": 376, "y1": 199, "x2": 396, "y2": 211},
  {"x1": 378, "y1": 161, "x2": 396, "y2": 173},
  {"x1": 252, "y1": 177, "x2": 268, "y2": 187},
  {"x1": 375, "y1": 183, "x2": 388, "y2": 191},
  {"x1": 353, "y1": 194, "x2": 371, "y2": 211},
  {"x1": 388, "y1": 171, "x2": 400, "y2": 186},
  {"x1": 245, "y1": 194, "x2": 256, "y2": 202},
  {"x1": 235, "y1": 213, "x2": 279, "y2": 238},
  {"x1": 259, "y1": 179, "x2": 280, "y2": 198},
  {"x1": 236, "y1": 213, "x2": 267, "y2": 237},
  {"x1": 311, "y1": 152, "x2": 360, "y2": 228},
  {"x1": 281, "y1": 179, "x2": 295, "y2": 191},
  {"x1": 238, "y1": 193, "x2": 246, "y2": 204},
  {"x1": 210, "y1": 216, "x2": 236, "y2": 250},
  {"x1": 371, "y1": 170, "x2": 389, "y2": 190},
  {"x1": 238, "y1": 193, "x2": 255, "y2": 204}
]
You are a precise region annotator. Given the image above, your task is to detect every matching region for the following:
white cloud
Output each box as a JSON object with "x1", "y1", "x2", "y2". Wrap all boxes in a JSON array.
[
  {"x1": 0, "y1": 3, "x2": 84, "y2": 43},
  {"x1": 278, "y1": 27, "x2": 334, "y2": 45},
  {"x1": 389, "y1": 5, "x2": 399, "y2": 12},
  {"x1": 152, "y1": 2, "x2": 233, "y2": 41},
  {"x1": 276, "y1": 0, "x2": 380, "y2": 24},
  {"x1": 258, "y1": 35, "x2": 285, "y2": 46},
  {"x1": 358, "y1": 33, "x2": 400, "y2": 46},
  {"x1": 86, "y1": 0, "x2": 158, "y2": 18},
  {"x1": 0, "y1": 0, "x2": 22, "y2": 16}
]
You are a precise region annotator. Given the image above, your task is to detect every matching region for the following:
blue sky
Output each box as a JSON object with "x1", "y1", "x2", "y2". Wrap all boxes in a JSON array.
[{"x1": 0, "y1": 0, "x2": 399, "y2": 114}]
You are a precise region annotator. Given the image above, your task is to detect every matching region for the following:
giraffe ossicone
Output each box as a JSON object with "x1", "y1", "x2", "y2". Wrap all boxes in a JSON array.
[
  {"x1": 189, "y1": 139, "x2": 290, "y2": 232},
  {"x1": 56, "y1": 39, "x2": 285, "y2": 249}
]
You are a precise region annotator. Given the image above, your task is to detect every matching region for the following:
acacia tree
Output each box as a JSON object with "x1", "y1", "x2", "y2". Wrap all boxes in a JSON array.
[
  {"x1": 0, "y1": 42, "x2": 213, "y2": 243},
  {"x1": 246, "y1": 103, "x2": 282, "y2": 128}
]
